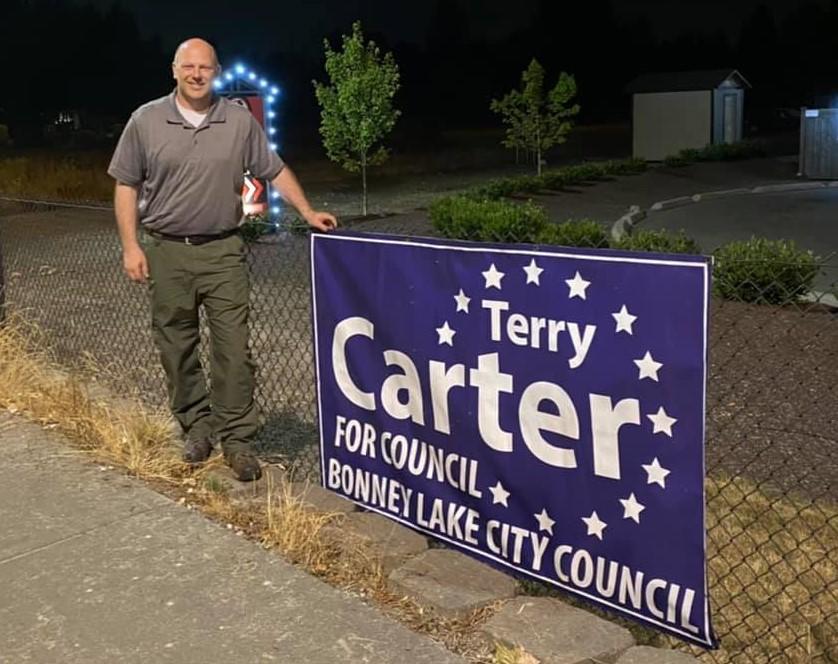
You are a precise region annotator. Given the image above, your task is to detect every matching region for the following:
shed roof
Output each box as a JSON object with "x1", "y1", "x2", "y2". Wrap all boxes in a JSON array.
[{"x1": 626, "y1": 69, "x2": 751, "y2": 94}]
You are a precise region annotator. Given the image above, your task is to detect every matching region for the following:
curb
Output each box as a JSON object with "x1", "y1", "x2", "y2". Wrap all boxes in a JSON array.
[
  {"x1": 610, "y1": 205, "x2": 645, "y2": 241},
  {"x1": 690, "y1": 188, "x2": 751, "y2": 202},
  {"x1": 751, "y1": 182, "x2": 828, "y2": 194},
  {"x1": 649, "y1": 196, "x2": 694, "y2": 212},
  {"x1": 613, "y1": 178, "x2": 835, "y2": 241}
]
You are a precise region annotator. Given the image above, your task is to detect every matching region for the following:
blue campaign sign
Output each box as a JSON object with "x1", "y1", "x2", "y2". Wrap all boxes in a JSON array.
[{"x1": 311, "y1": 232, "x2": 715, "y2": 647}]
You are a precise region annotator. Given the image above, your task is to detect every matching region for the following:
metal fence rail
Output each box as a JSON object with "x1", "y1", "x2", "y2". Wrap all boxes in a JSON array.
[{"x1": 0, "y1": 197, "x2": 835, "y2": 663}]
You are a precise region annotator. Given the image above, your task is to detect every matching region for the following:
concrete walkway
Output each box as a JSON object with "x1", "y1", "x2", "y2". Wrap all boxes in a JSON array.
[{"x1": 0, "y1": 414, "x2": 463, "y2": 664}]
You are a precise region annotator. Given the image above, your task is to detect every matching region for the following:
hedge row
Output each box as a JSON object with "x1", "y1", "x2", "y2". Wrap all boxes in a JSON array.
[
  {"x1": 467, "y1": 158, "x2": 647, "y2": 200},
  {"x1": 430, "y1": 197, "x2": 821, "y2": 305}
]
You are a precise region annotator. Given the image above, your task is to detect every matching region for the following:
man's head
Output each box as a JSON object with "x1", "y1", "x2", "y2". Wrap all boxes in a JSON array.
[{"x1": 172, "y1": 38, "x2": 220, "y2": 109}]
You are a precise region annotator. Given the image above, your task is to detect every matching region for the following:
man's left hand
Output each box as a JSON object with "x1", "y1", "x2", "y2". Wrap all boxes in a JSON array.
[{"x1": 305, "y1": 210, "x2": 338, "y2": 232}]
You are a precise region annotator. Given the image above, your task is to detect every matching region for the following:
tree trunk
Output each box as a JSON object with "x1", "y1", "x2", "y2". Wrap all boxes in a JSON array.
[{"x1": 361, "y1": 153, "x2": 368, "y2": 217}]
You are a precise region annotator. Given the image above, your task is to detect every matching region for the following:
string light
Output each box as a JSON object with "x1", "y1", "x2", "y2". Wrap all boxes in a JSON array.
[{"x1": 214, "y1": 63, "x2": 282, "y2": 224}]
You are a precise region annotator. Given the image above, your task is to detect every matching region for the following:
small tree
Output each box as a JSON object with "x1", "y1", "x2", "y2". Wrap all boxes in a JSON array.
[
  {"x1": 491, "y1": 59, "x2": 580, "y2": 175},
  {"x1": 313, "y1": 21, "x2": 400, "y2": 216}
]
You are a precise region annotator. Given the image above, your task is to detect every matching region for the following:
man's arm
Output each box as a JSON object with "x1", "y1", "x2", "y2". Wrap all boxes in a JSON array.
[
  {"x1": 114, "y1": 182, "x2": 149, "y2": 283},
  {"x1": 270, "y1": 166, "x2": 337, "y2": 232}
]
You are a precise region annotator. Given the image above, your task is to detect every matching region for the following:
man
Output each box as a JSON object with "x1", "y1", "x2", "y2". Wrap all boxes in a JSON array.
[{"x1": 109, "y1": 38, "x2": 337, "y2": 481}]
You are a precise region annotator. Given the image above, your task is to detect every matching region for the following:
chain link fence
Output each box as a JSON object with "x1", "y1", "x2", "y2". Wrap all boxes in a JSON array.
[{"x1": 0, "y1": 196, "x2": 834, "y2": 663}]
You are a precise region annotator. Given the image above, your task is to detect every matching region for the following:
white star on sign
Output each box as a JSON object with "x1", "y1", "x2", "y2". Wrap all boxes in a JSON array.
[
  {"x1": 454, "y1": 289, "x2": 471, "y2": 313},
  {"x1": 523, "y1": 259, "x2": 544, "y2": 285},
  {"x1": 612, "y1": 305, "x2": 637, "y2": 335},
  {"x1": 534, "y1": 508, "x2": 555, "y2": 535},
  {"x1": 565, "y1": 271, "x2": 591, "y2": 299},
  {"x1": 436, "y1": 321, "x2": 456, "y2": 346},
  {"x1": 582, "y1": 511, "x2": 607, "y2": 540},
  {"x1": 634, "y1": 351, "x2": 663, "y2": 381},
  {"x1": 647, "y1": 406, "x2": 677, "y2": 437},
  {"x1": 620, "y1": 493, "x2": 646, "y2": 524},
  {"x1": 482, "y1": 263, "x2": 505, "y2": 289},
  {"x1": 489, "y1": 481, "x2": 510, "y2": 507},
  {"x1": 642, "y1": 457, "x2": 671, "y2": 488}
]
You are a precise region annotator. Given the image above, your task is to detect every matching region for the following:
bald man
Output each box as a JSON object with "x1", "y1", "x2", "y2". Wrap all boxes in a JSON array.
[{"x1": 108, "y1": 38, "x2": 337, "y2": 481}]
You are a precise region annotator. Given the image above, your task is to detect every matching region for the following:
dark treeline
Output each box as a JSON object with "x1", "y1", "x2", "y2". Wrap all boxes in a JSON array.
[{"x1": 2, "y1": 0, "x2": 837, "y2": 146}]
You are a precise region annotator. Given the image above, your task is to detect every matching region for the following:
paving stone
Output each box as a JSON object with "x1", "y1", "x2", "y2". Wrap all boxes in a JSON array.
[
  {"x1": 341, "y1": 512, "x2": 428, "y2": 573},
  {"x1": 481, "y1": 597, "x2": 635, "y2": 664},
  {"x1": 205, "y1": 464, "x2": 287, "y2": 502},
  {"x1": 288, "y1": 482, "x2": 358, "y2": 514},
  {"x1": 388, "y1": 549, "x2": 518, "y2": 618},
  {"x1": 616, "y1": 646, "x2": 700, "y2": 664}
]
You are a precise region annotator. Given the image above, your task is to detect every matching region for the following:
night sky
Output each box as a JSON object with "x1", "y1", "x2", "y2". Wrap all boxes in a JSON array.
[
  {"x1": 83, "y1": 0, "x2": 825, "y2": 56},
  {"x1": 3, "y1": 0, "x2": 837, "y2": 145}
]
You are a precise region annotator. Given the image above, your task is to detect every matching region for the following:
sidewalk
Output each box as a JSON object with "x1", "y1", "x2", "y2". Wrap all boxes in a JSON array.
[{"x1": 0, "y1": 413, "x2": 463, "y2": 664}]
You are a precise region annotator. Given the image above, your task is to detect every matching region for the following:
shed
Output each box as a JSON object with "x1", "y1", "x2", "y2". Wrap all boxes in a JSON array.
[
  {"x1": 626, "y1": 69, "x2": 751, "y2": 161},
  {"x1": 798, "y1": 108, "x2": 838, "y2": 179}
]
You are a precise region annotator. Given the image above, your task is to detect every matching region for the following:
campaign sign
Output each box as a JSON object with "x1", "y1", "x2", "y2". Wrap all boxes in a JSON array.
[{"x1": 311, "y1": 232, "x2": 715, "y2": 647}]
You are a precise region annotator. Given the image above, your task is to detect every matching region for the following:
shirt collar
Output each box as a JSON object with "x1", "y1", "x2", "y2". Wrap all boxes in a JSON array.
[{"x1": 166, "y1": 90, "x2": 227, "y2": 126}]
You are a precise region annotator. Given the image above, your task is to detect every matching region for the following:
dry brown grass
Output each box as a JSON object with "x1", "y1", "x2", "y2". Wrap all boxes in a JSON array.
[
  {"x1": 0, "y1": 152, "x2": 113, "y2": 201},
  {"x1": 0, "y1": 314, "x2": 497, "y2": 660},
  {"x1": 2, "y1": 314, "x2": 834, "y2": 663},
  {"x1": 492, "y1": 643, "x2": 539, "y2": 664},
  {"x1": 700, "y1": 477, "x2": 836, "y2": 662},
  {"x1": 0, "y1": 315, "x2": 186, "y2": 481}
]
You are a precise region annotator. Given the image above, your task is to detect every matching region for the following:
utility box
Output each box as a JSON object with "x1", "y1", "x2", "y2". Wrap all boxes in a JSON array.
[{"x1": 799, "y1": 108, "x2": 838, "y2": 179}]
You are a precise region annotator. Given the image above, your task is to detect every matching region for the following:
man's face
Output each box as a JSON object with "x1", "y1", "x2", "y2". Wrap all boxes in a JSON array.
[{"x1": 172, "y1": 44, "x2": 218, "y2": 106}]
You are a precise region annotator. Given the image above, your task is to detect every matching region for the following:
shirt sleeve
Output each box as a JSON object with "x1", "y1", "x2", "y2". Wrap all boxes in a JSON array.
[
  {"x1": 244, "y1": 114, "x2": 285, "y2": 181},
  {"x1": 107, "y1": 116, "x2": 145, "y2": 186}
]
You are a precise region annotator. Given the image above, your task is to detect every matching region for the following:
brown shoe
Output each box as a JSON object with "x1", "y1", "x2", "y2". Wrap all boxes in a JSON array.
[
  {"x1": 226, "y1": 450, "x2": 262, "y2": 482},
  {"x1": 182, "y1": 438, "x2": 212, "y2": 464}
]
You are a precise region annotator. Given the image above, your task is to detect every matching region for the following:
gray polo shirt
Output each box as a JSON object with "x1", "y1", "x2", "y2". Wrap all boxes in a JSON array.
[{"x1": 108, "y1": 91, "x2": 285, "y2": 235}]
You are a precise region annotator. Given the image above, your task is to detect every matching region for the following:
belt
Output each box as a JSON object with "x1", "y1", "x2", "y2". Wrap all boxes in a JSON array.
[{"x1": 146, "y1": 228, "x2": 239, "y2": 246}]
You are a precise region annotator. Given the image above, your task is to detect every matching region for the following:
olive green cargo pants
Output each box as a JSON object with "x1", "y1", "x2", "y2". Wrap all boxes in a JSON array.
[{"x1": 143, "y1": 233, "x2": 257, "y2": 455}]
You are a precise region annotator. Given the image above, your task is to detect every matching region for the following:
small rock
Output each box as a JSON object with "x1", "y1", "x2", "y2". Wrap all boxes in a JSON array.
[
  {"x1": 288, "y1": 483, "x2": 357, "y2": 515},
  {"x1": 388, "y1": 549, "x2": 518, "y2": 619},
  {"x1": 204, "y1": 465, "x2": 287, "y2": 502},
  {"x1": 339, "y1": 512, "x2": 428, "y2": 573},
  {"x1": 481, "y1": 597, "x2": 635, "y2": 664},
  {"x1": 616, "y1": 645, "x2": 700, "y2": 663}
]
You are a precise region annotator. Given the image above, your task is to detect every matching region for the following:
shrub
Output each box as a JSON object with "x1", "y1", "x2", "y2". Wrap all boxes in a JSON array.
[
  {"x1": 601, "y1": 158, "x2": 647, "y2": 175},
  {"x1": 613, "y1": 229, "x2": 701, "y2": 254},
  {"x1": 663, "y1": 155, "x2": 689, "y2": 168},
  {"x1": 239, "y1": 215, "x2": 271, "y2": 243},
  {"x1": 537, "y1": 219, "x2": 610, "y2": 248},
  {"x1": 430, "y1": 195, "x2": 548, "y2": 243},
  {"x1": 713, "y1": 238, "x2": 820, "y2": 304},
  {"x1": 467, "y1": 179, "x2": 519, "y2": 201},
  {"x1": 464, "y1": 159, "x2": 646, "y2": 200},
  {"x1": 666, "y1": 140, "x2": 767, "y2": 166}
]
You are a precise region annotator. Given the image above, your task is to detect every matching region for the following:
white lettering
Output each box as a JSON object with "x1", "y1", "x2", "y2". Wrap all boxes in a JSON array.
[
  {"x1": 332, "y1": 317, "x2": 375, "y2": 410},
  {"x1": 381, "y1": 350, "x2": 425, "y2": 425},
  {"x1": 469, "y1": 353, "x2": 514, "y2": 452},
  {"x1": 519, "y1": 382, "x2": 579, "y2": 468},
  {"x1": 589, "y1": 395, "x2": 640, "y2": 480},
  {"x1": 566, "y1": 323, "x2": 597, "y2": 369},
  {"x1": 429, "y1": 360, "x2": 465, "y2": 435}
]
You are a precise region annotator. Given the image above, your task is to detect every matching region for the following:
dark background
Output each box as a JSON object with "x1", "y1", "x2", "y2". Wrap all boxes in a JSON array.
[{"x1": 2, "y1": 0, "x2": 836, "y2": 151}]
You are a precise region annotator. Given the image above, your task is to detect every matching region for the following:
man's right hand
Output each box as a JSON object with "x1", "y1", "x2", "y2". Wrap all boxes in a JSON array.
[{"x1": 123, "y1": 245, "x2": 149, "y2": 283}]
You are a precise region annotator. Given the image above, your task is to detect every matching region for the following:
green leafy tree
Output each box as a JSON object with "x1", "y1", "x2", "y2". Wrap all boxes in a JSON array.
[
  {"x1": 313, "y1": 21, "x2": 400, "y2": 216},
  {"x1": 491, "y1": 59, "x2": 580, "y2": 175}
]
